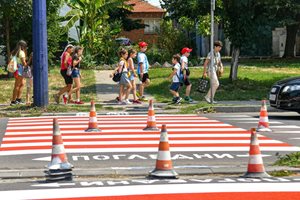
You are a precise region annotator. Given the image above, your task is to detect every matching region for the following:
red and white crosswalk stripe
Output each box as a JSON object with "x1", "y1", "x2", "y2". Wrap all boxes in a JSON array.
[
  {"x1": 1, "y1": 182, "x2": 300, "y2": 200},
  {"x1": 0, "y1": 115, "x2": 299, "y2": 155}
]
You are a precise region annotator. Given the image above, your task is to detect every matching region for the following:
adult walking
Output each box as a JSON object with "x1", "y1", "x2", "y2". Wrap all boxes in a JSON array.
[
  {"x1": 203, "y1": 40, "x2": 223, "y2": 104},
  {"x1": 10, "y1": 40, "x2": 28, "y2": 105},
  {"x1": 53, "y1": 44, "x2": 74, "y2": 104}
]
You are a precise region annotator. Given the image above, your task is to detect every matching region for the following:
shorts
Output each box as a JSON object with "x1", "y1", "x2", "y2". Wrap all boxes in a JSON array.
[
  {"x1": 120, "y1": 72, "x2": 131, "y2": 85},
  {"x1": 14, "y1": 64, "x2": 24, "y2": 78},
  {"x1": 61, "y1": 69, "x2": 73, "y2": 85},
  {"x1": 129, "y1": 71, "x2": 135, "y2": 81},
  {"x1": 170, "y1": 82, "x2": 180, "y2": 92},
  {"x1": 72, "y1": 68, "x2": 80, "y2": 78},
  {"x1": 138, "y1": 73, "x2": 149, "y2": 83},
  {"x1": 183, "y1": 76, "x2": 191, "y2": 86}
]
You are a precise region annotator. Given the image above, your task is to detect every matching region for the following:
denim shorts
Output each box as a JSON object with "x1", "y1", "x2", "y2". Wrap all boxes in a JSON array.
[
  {"x1": 170, "y1": 82, "x2": 180, "y2": 92},
  {"x1": 72, "y1": 69, "x2": 80, "y2": 78}
]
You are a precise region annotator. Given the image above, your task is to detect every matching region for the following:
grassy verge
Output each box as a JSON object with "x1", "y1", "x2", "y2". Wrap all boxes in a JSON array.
[
  {"x1": 147, "y1": 60, "x2": 300, "y2": 113},
  {"x1": 274, "y1": 152, "x2": 300, "y2": 167},
  {"x1": 0, "y1": 67, "x2": 97, "y2": 117}
]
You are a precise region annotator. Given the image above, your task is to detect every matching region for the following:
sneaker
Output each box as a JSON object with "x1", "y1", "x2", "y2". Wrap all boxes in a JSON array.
[
  {"x1": 125, "y1": 99, "x2": 132, "y2": 105},
  {"x1": 117, "y1": 101, "x2": 123, "y2": 105},
  {"x1": 132, "y1": 100, "x2": 142, "y2": 104},
  {"x1": 69, "y1": 100, "x2": 76, "y2": 104},
  {"x1": 139, "y1": 96, "x2": 148, "y2": 101},
  {"x1": 53, "y1": 94, "x2": 60, "y2": 104},
  {"x1": 16, "y1": 98, "x2": 25, "y2": 105},
  {"x1": 172, "y1": 96, "x2": 177, "y2": 103},
  {"x1": 63, "y1": 95, "x2": 68, "y2": 104},
  {"x1": 175, "y1": 97, "x2": 182, "y2": 104},
  {"x1": 204, "y1": 96, "x2": 211, "y2": 103},
  {"x1": 10, "y1": 101, "x2": 18, "y2": 106},
  {"x1": 75, "y1": 100, "x2": 84, "y2": 104},
  {"x1": 184, "y1": 96, "x2": 193, "y2": 103}
]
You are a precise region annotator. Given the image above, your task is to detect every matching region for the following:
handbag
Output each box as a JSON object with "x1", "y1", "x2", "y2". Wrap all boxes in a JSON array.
[
  {"x1": 66, "y1": 65, "x2": 72, "y2": 76},
  {"x1": 112, "y1": 63, "x2": 125, "y2": 82},
  {"x1": 216, "y1": 65, "x2": 223, "y2": 78},
  {"x1": 22, "y1": 66, "x2": 32, "y2": 78},
  {"x1": 197, "y1": 76, "x2": 209, "y2": 93}
]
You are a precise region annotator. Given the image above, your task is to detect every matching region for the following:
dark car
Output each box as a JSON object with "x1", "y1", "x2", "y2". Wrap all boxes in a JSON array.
[
  {"x1": 269, "y1": 76, "x2": 300, "y2": 112},
  {"x1": 115, "y1": 38, "x2": 132, "y2": 46}
]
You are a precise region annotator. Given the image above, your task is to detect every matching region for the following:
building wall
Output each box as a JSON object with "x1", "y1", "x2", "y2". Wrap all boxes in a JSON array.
[{"x1": 119, "y1": 12, "x2": 164, "y2": 44}]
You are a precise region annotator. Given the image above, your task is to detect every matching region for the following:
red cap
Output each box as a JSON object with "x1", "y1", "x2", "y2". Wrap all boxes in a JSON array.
[
  {"x1": 138, "y1": 41, "x2": 148, "y2": 48},
  {"x1": 181, "y1": 47, "x2": 192, "y2": 54}
]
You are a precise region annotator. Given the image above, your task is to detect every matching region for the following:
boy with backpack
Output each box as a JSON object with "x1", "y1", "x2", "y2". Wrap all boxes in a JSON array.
[
  {"x1": 181, "y1": 47, "x2": 193, "y2": 103},
  {"x1": 167, "y1": 54, "x2": 183, "y2": 104}
]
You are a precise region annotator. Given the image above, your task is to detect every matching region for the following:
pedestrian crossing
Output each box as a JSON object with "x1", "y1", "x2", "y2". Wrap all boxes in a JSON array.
[{"x1": 0, "y1": 115, "x2": 299, "y2": 155}]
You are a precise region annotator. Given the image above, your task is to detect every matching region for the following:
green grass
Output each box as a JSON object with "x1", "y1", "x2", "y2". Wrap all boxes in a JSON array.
[
  {"x1": 0, "y1": 66, "x2": 98, "y2": 117},
  {"x1": 269, "y1": 170, "x2": 295, "y2": 177},
  {"x1": 274, "y1": 152, "x2": 300, "y2": 167}
]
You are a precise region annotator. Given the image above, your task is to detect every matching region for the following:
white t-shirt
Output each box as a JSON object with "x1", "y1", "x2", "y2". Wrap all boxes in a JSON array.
[
  {"x1": 172, "y1": 63, "x2": 181, "y2": 83},
  {"x1": 180, "y1": 55, "x2": 188, "y2": 69},
  {"x1": 119, "y1": 59, "x2": 128, "y2": 73},
  {"x1": 137, "y1": 52, "x2": 149, "y2": 74},
  {"x1": 206, "y1": 52, "x2": 221, "y2": 71},
  {"x1": 17, "y1": 50, "x2": 25, "y2": 65}
]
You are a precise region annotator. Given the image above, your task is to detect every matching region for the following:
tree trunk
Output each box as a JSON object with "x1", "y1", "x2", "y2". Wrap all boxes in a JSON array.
[
  {"x1": 229, "y1": 46, "x2": 240, "y2": 81},
  {"x1": 283, "y1": 23, "x2": 299, "y2": 58},
  {"x1": 4, "y1": 14, "x2": 13, "y2": 78}
]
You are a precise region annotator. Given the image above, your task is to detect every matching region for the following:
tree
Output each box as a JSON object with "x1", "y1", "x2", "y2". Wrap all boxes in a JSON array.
[
  {"x1": 265, "y1": 0, "x2": 300, "y2": 58},
  {"x1": 64, "y1": 0, "x2": 131, "y2": 58}
]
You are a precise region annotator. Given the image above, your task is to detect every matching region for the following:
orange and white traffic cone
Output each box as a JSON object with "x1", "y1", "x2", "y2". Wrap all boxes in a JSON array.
[
  {"x1": 143, "y1": 99, "x2": 159, "y2": 131},
  {"x1": 47, "y1": 118, "x2": 73, "y2": 170},
  {"x1": 46, "y1": 118, "x2": 73, "y2": 181},
  {"x1": 85, "y1": 100, "x2": 101, "y2": 132},
  {"x1": 257, "y1": 100, "x2": 272, "y2": 132},
  {"x1": 242, "y1": 128, "x2": 271, "y2": 178},
  {"x1": 148, "y1": 124, "x2": 178, "y2": 178}
]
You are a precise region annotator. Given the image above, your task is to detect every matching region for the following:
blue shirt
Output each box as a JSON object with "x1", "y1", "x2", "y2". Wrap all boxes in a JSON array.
[{"x1": 137, "y1": 52, "x2": 149, "y2": 74}]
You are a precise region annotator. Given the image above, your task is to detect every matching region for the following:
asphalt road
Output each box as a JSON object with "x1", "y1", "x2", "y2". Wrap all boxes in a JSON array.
[{"x1": 0, "y1": 112, "x2": 300, "y2": 197}]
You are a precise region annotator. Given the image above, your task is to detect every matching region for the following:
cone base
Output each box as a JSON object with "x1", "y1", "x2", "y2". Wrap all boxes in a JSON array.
[
  {"x1": 143, "y1": 127, "x2": 160, "y2": 131},
  {"x1": 148, "y1": 169, "x2": 178, "y2": 179},
  {"x1": 85, "y1": 128, "x2": 101, "y2": 132},
  {"x1": 241, "y1": 171, "x2": 271, "y2": 178},
  {"x1": 45, "y1": 173, "x2": 73, "y2": 182},
  {"x1": 257, "y1": 127, "x2": 272, "y2": 132},
  {"x1": 47, "y1": 162, "x2": 73, "y2": 170}
]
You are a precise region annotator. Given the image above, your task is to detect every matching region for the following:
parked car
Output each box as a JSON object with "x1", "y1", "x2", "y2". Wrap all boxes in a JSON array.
[
  {"x1": 269, "y1": 76, "x2": 300, "y2": 112},
  {"x1": 115, "y1": 38, "x2": 132, "y2": 46}
]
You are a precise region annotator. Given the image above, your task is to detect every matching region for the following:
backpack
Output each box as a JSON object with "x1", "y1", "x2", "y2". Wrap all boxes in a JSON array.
[
  {"x1": 172, "y1": 66, "x2": 184, "y2": 83},
  {"x1": 7, "y1": 56, "x2": 17, "y2": 73}
]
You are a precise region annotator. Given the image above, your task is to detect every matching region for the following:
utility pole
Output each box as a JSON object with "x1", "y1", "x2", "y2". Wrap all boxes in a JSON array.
[
  {"x1": 210, "y1": 0, "x2": 215, "y2": 104},
  {"x1": 32, "y1": 0, "x2": 49, "y2": 107}
]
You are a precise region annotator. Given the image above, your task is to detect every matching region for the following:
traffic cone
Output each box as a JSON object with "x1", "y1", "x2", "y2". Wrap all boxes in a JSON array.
[
  {"x1": 85, "y1": 100, "x2": 101, "y2": 132},
  {"x1": 45, "y1": 118, "x2": 73, "y2": 181},
  {"x1": 241, "y1": 128, "x2": 271, "y2": 178},
  {"x1": 143, "y1": 99, "x2": 159, "y2": 131},
  {"x1": 257, "y1": 100, "x2": 272, "y2": 132},
  {"x1": 148, "y1": 124, "x2": 178, "y2": 179}
]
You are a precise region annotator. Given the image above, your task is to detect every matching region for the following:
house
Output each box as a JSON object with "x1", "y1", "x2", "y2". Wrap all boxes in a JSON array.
[{"x1": 120, "y1": 0, "x2": 166, "y2": 44}]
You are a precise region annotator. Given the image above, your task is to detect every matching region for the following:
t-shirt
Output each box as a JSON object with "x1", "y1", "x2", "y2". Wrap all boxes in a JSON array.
[
  {"x1": 180, "y1": 55, "x2": 188, "y2": 70},
  {"x1": 72, "y1": 54, "x2": 81, "y2": 69},
  {"x1": 206, "y1": 52, "x2": 221, "y2": 72},
  {"x1": 119, "y1": 58, "x2": 128, "y2": 73},
  {"x1": 172, "y1": 63, "x2": 181, "y2": 83},
  {"x1": 17, "y1": 50, "x2": 25, "y2": 65},
  {"x1": 137, "y1": 52, "x2": 149, "y2": 74},
  {"x1": 60, "y1": 52, "x2": 72, "y2": 70}
]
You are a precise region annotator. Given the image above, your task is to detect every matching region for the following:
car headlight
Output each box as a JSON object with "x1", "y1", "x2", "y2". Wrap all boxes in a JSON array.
[{"x1": 282, "y1": 85, "x2": 300, "y2": 93}]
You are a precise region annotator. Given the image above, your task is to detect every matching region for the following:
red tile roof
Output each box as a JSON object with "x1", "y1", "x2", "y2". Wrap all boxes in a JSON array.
[{"x1": 126, "y1": 0, "x2": 165, "y2": 13}]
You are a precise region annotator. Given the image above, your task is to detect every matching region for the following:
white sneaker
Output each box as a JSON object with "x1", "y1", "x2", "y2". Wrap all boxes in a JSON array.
[{"x1": 125, "y1": 99, "x2": 132, "y2": 105}]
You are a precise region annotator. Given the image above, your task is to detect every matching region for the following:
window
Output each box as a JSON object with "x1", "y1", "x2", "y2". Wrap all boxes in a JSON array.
[{"x1": 144, "y1": 19, "x2": 160, "y2": 34}]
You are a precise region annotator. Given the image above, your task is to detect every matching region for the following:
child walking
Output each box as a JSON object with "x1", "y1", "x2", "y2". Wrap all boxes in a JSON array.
[
  {"x1": 181, "y1": 47, "x2": 193, "y2": 103},
  {"x1": 118, "y1": 48, "x2": 132, "y2": 105},
  {"x1": 127, "y1": 49, "x2": 141, "y2": 104},
  {"x1": 69, "y1": 46, "x2": 84, "y2": 104},
  {"x1": 167, "y1": 54, "x2": 182, "y2": 104},
  {"x1": 137, "y1": 41, "x2": 150, "y2": 101}
]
